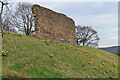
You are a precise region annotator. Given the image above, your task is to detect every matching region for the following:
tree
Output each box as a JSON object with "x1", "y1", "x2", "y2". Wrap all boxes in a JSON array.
[
  {"x1": 2, "y1": 2, "x2": 16, "y2": 32},
  {"x1": 11, "y1": 2, "x2": 35, "y2": 35},
  {"x1": 76, "y1": 25, "x2": 100, "y2": 48},
  {"x1": 0, "y1": 0, "x2": 9, "y2": 37},
  {"x1": 0, "y1": 0, "x2": 16, "y2": 33}
]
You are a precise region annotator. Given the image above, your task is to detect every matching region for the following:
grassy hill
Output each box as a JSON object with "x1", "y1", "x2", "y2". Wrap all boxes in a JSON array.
[{"x1": 2, "y1": 32, "x2": 119, "y2": 78}]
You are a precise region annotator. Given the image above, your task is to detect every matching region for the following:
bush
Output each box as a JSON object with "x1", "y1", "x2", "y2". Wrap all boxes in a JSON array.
[
  {"x1": 42, "y1": 40, "x2": 51, "y2": 45},
  {"x1": 2, "y1": 50, "x2": 8, "y2": 56}
]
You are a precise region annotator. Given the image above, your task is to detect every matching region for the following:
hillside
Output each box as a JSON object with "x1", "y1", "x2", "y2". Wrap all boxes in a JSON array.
[
  {"x1": 99, "y1": 46, "x2": 120, "y2": 56},
  {"x1": 2, "y1": 32, "x2": 118, "y2": 78}
]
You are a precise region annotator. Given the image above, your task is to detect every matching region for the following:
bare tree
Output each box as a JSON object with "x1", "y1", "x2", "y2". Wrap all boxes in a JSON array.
[
  {"x1": 1, "y1": 0, "x2": 16, "y2": 33},
  {"x1": 76, "y1": 25, "x2": 100, "y2": 48},
  {"x1": 11, "y1": 2, "x2": 35, "y2": 35},
  {"x1": 0, "y1": 0, "x2": 9, "y2": 37}
]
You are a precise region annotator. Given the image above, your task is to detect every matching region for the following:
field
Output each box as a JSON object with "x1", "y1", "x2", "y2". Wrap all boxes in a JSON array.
[{"x1": 1, "y1": 32, "x2": 118, "y2": 78}]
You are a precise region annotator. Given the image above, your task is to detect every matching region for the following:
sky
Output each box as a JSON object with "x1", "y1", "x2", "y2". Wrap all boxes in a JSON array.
[
  {"x1": 6, "y1": 0, "x2": 119, "y2": 2},
  {"x1": 2, "y1": 0, "x2": 118, "y2": 48}
]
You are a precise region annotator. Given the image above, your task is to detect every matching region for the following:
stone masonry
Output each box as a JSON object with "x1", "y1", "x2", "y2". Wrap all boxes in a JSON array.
[{"x1": 32, "y1": 4, "x2": 77, "y2": 46}]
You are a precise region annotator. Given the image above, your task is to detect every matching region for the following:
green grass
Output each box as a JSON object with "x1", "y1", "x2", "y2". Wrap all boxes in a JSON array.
[{"x1": 2, "y1": 32, "x2": 119, "y2": 78}]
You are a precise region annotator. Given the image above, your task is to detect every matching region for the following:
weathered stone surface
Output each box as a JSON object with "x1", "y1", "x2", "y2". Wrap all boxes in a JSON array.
[{"x1": 32, "y1": 4, "x2": 77, "y2": 46}]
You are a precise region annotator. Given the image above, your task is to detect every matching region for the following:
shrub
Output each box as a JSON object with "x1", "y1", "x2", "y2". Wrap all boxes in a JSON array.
[
  {"x1": 61, "y1": 44, "x2": 65, "y2": 46},
  {"x1": 65, "y1": 46, "x2": 69, "y2": 49},
  {"x1": 8, "y1": 32, "x2": 10, "y2": 34},
  {"x1": 99, "y1": 65, "x2": 102, "y2": 68},
  {"x1": 113, "y1": 64, "x2": 116, "y2": 67},
  {"x1": 110, "y1": 76, "x2": 113, "y2": 79},
  {"x1": 88, "y1": 61, "x2": 92, "y2": 64},
  {"x1": 82, "y1": 65, "x2": 85, "y2": 66},
  {"x1": 91, "y1": 59, "x2": 94, "y2": 61},
  {"x1": 105, "y1": 71, "x2": 108, "y2": 73},
  {"x1": 2, "y1": 50, "x2": 8, "y2": 56},
  {"x1": 17, "y1": 34, "x2": 22, "y2": 37},
  {"x1": 85, "y1": 54, "x2": 88, "y2": 56},
  {"x1": 94, "y1": 66, "x2": 97, "y2": 69},
  {"x1": 46, "y1": 40, "x2": 51, "y2": 43},
  {"x1": 12, "y1": 34, "x2": 16, "y2": 36},
  {"x1": 102, "y1": 62, "x2": 105, "y2": 65},
  {"x1": 56, "y1": 42, "x2": 59, "y2": 44},
  {"x1": 70, "y1": 46, "x2": 74, "y2": 48},
  {"x1": 42, "y1": 40, "x2": 51, "y2": 45}
]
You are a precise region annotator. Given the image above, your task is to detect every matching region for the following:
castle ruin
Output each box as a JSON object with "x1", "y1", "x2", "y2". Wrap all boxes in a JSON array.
[{"x1": 32, "y1": 4, "x2": 76, "y2": 46}]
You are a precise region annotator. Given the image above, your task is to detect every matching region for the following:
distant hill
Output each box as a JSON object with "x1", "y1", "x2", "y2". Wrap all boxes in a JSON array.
[{"x1": 99, "y1": 46, "x2": 120, "y2": 56}]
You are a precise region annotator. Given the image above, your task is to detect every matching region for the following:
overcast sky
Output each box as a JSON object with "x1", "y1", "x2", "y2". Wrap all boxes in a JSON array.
[{"x1": 4, "y1": 0, "x2": 118, "y2": 48}]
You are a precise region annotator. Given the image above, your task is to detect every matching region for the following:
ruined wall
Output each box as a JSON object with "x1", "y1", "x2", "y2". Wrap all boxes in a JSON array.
[{"x1": 32, "y1": 4, "x2": 77, "y2": 46}]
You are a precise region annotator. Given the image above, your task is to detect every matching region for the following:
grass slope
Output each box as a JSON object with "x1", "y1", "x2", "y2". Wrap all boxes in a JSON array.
[{"x1": 2, "y1": 32, "x2": 118, "y2": 78}]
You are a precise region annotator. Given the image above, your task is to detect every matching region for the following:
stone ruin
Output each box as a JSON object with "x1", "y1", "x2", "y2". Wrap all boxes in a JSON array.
[{"x1": 32, "y1": 4, "x2": 77, "y2": 46}]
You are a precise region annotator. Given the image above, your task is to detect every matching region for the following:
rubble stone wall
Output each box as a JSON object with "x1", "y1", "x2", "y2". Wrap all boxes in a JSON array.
[{"x1": 32, "y1": 4, "x2": 77, "y2": 46}]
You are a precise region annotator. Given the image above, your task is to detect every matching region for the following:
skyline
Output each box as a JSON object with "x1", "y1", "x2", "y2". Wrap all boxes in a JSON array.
[{"x1": 11, "y1": 0, "x2": 119, "y2": 2}]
